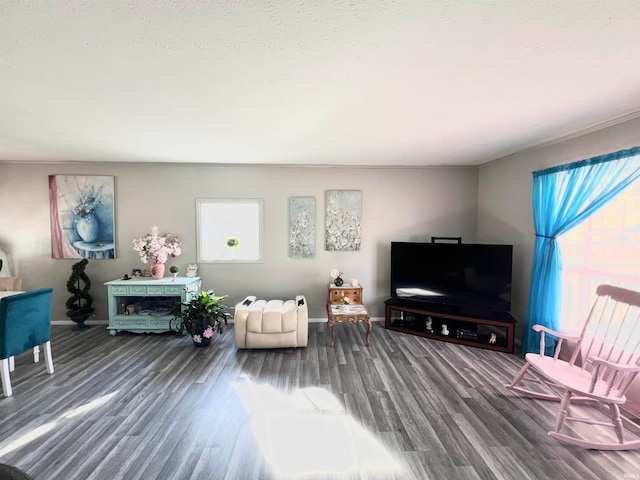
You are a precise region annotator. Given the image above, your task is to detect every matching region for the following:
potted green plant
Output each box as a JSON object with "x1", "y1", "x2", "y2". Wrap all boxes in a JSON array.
[
  {"x1": 65, "y1": 259, "x2": 94, "y2": 329},
  {"x1": 172, "y1": 290, "x2": 229, "y2": 346},
  {"x1": 169, "y1": 265, "x2": 179, "y2": 281}
]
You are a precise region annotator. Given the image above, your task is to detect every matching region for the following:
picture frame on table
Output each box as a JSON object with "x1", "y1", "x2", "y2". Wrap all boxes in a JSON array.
[{"x1": 186, "y1": 263, "x2": 198, "y2": 278}]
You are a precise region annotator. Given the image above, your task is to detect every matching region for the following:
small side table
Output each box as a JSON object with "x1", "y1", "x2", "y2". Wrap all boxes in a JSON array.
[{"x1": 326, "y1": 284, "x2": 371, "y2": 347}]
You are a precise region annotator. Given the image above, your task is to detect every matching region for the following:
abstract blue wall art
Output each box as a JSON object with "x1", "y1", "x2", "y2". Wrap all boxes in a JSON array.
[
  {"x1": 289, "y1": 197, "x2": 316, "y2": 258},
  {"x1": 49, "y1": 175, "x2": 116, "y2": 259}
]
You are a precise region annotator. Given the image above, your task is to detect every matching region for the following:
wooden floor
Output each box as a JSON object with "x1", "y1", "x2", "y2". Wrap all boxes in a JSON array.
[{"x1": 1, "y1": 322, "x2": 640, "y2": 480}]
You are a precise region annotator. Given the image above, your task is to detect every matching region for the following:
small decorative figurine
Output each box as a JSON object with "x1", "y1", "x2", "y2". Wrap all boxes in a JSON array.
[
  {"x1": 489, "y1": 333, "x2": 497, "y2": 344},
  {"x1": 425, "y1": 316, "x2": 433, "y2": 333},
  {"x1": 351, "y1": 278, "x2": 359, "y2": 287},
  {"x1": 441, "y1": 324, "x2": 449, "y2": 336},
  {"x1": 186, "y1": 263, "x2": 198, "y2": 278}
]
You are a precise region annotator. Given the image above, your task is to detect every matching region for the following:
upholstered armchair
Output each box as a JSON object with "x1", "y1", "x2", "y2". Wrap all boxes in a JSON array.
[
  {"x1": 234, "y1": 295, "x2": 308, "y2": 349},
  {"x1": 1, "y1": 288, "x2": 54, "y2": 397}
]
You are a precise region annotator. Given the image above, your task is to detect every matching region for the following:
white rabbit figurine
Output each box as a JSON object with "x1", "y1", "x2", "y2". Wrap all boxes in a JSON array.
[{"x1": 441, "y1": 324, "x2": 449, "y2": 336}]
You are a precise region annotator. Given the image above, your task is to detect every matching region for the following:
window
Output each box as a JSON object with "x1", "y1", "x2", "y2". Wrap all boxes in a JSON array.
[
  {"x1": 559, "y1": 180, "x2": 640, "y2": 333},
  {"x1": 196, "y1": 199, "x2": 263, "y2": 263}
]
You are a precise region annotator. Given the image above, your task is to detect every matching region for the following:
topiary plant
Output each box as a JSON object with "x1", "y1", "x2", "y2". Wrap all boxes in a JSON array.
[
  {"x1": 169, "y1": 265, "x2": 179, "y2": 280},
  {"x1": 66, "y1": 259, "x2": 94, "y2": 328}
]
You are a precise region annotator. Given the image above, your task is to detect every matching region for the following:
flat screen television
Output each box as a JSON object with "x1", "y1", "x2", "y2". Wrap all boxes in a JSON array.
[{"x1": 390, "y1": 242, "x2": 513, "y2": 317}]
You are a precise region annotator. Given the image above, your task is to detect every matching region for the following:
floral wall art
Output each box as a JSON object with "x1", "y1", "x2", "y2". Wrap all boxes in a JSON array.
[
  {"x1": 289, "y1": 196, "x2": 316, "y2": 258},
  {"x1": 325, "y1": 190, "x2": 362, "y2": 251},
  {"x1": 49, "y1": 175, "x2": 116, "y2": 259}
]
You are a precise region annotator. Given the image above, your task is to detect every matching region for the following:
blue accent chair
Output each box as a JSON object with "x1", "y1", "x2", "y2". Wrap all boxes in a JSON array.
[{"x1": 0, "y1": 288, "x2": 54, "y2": 397}]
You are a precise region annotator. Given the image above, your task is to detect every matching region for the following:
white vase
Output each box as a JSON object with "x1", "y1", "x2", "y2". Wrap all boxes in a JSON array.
[{"x1": 76, "y1": 214, "x2": 99, "y2": 243}]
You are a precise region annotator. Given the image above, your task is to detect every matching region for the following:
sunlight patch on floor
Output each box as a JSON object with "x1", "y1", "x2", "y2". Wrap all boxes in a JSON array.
[
  {"x1": 0, "y1": 391, "x2": 119, "y2": 457},
  {"x1": 234, "y1": 377, "x2": 404, "y2": 477}
]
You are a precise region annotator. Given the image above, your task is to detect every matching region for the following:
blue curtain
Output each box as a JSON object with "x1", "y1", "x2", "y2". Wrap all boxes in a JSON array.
[{"x1": 521, "y1": 147, "x2": 640, "y2": 355}]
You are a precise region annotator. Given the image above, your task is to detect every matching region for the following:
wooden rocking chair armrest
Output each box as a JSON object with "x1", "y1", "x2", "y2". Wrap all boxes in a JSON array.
[
  {"x1": 531, "y1": 325, "x2": 580, "y2": 342},
  {"x1": 587, "y1": 357, "x2": 640, "y2": 373},
  {"x1": 532, "y1": 325, "x2": 580, "y2": 359}
]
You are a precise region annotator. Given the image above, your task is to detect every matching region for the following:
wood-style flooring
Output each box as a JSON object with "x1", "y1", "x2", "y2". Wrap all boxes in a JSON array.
[{"x1": 1, "y1": 322, "x2": 639, "y2": 480}]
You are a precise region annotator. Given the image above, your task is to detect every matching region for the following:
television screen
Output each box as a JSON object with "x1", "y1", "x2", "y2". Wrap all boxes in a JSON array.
[{"x1": 390, "y1": 242, "x2": 513, "y2": 315}]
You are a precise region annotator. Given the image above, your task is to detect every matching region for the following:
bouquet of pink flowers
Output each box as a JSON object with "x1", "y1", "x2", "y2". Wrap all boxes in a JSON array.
[{"x1": 133, "y1": 225, "x2": 182, "y2": 264}]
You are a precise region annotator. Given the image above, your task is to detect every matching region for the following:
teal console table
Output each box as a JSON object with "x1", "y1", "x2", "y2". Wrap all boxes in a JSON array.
[{"x1": 105, "y1": 276, "x2": 201, "y2": 335}]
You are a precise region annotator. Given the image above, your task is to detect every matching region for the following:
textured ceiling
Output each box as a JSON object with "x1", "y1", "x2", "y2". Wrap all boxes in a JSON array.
[{"x1": 2, "y1": 1, "x2": 640, "y2": 166}]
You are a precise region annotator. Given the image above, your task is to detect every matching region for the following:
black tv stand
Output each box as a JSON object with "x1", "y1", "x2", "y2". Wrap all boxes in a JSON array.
[{"x1": 384, "y1": 298, "x2": 515, "y2": 353}]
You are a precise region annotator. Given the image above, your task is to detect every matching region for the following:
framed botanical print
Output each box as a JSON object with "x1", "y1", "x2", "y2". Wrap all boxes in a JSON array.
[
  {"x1": 325, "y1": 190, "x2": 361, "y2": 251},
  {"x1": 289, "y1": 196, "x2": 316, "y2": 258}
]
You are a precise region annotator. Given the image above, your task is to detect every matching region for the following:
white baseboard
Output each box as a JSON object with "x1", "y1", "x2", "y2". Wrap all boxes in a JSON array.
[{"x1": 52, "y1": 319, "x2": 108, "y2": 325}]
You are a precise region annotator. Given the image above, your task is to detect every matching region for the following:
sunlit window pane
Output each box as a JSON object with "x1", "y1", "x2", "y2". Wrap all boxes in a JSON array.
[{"x1": 559, "y1": 180, "x2": 640, "y2": 333}]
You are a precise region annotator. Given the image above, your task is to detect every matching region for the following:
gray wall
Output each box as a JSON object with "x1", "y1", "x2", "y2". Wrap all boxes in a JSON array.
[
  {"x1": 3, "y1": 113, "x2": 638, "y2": 330},
  {"x1": 477, "y1": 116, "x2": 640, "y2": 341},
  {"x1": 0, "y1": 163, "x2": 479, "y2": 322}
]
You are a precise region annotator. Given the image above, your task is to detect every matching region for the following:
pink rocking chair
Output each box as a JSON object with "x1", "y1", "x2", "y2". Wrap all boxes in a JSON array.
[{"x1": 506, "y1": 284, "x2": 640, "y2": 450}]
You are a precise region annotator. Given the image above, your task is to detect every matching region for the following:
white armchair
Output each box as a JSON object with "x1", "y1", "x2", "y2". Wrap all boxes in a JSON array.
[{"x1": 234, "y1": 295, "x2": 308, "y2": 349}]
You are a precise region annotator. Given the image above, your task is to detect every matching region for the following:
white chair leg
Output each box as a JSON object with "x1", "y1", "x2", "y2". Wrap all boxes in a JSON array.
[
  {"x1": 33, "y1": 345, "x2": 40, "y2": 363},
  {"x1": 43, "y1": 341, "x2": 54, "y2": 374},
  {"x1": 9, "y1": 356, "x2": 15, "y2": 372},
  {"x1": 1, "y1": 358, "x2": 12, "y2": 397}
]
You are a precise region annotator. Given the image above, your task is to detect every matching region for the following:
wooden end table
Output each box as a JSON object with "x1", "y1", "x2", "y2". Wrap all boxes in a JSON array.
[{"x1": 326, "y1": 303, "x2": 371, "y2": 347}]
